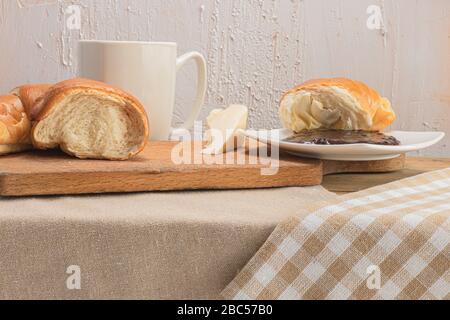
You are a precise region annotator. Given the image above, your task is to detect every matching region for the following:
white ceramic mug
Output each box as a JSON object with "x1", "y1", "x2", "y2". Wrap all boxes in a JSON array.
[{"x1": 78, "y1": 40, "x2": 207, "y2": 140}]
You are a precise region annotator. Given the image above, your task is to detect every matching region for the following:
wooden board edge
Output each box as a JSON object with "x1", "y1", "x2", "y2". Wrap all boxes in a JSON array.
[
  {"x1": 0, "y1": 165, "x2": 323, "y2": 197},
  {"x1": 322, "y1": 154, "x2": 406, "y2": 176}
]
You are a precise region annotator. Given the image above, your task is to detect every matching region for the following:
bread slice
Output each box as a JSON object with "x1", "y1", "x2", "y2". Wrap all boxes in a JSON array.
[{"x1": 31, "y1": 79, "x2": 149, "y2": 160}]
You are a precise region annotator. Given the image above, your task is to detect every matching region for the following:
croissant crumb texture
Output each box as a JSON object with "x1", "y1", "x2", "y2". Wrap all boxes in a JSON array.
[
  {"x1": 279, "y1": 78, "x2": 396, "y2": 132},
  {"x1": 32, "y1": 89, "x2": 148, "y2": 160}
]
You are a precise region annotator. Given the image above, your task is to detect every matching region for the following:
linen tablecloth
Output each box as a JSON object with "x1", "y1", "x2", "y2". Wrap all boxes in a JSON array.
[
  {"x1": 0, "y1": 186, "x2": 334, "y2": 300},
  {"x1": 222, "y1": 169, "x2": 450, "y2": 300}
]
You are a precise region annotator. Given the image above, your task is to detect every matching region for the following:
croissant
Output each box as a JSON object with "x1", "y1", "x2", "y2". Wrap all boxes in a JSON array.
[
  {"x1": 1, "y1": 78, "x2": 149, "y2": 160},
  {"x1": 279, "y1": 78, "x2": 396, "y2": 132},
  {"x1": 12, "y1": 84, "x2": 52, "y2": 118},
  {"x1": 0, "y1": 84, "x2": 50, "y2": 155},
  {"x1": 0, "y1": 95, "x2": 32, "y2": 155},
  {"x1": 30, "y1": 78, "x2": 149, "y2": 160}
]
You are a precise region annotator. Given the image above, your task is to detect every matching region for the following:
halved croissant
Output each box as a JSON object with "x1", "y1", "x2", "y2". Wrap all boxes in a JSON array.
[
  {"x1": 279, "y1": 78, "x2": 396, "y2": 132},
  {"x1": 30, "y1": 78, "x2": 149, "y2": 160}
]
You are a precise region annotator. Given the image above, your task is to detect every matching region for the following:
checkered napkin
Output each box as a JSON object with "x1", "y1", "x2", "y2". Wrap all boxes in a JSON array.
[{"x1": 222, "y1": 168, "x2": 450, "y2": 300}]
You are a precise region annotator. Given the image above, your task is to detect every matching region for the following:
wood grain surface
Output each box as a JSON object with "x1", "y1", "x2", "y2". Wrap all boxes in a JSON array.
[
  {"x1": 323, "y1": 158, "x2": 450, "y2": 194},
  {"x1": 0, "y1": 141, "x2": 408, "y2": 197}
]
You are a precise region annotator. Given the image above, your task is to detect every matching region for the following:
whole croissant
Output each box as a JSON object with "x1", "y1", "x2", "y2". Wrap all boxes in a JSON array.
[
  {"x1": 279, "y1": 78, "x2": 396, "y2": 132},
  {"x1": 0, "y1": 78, "x2": 149, "y2": 160}
]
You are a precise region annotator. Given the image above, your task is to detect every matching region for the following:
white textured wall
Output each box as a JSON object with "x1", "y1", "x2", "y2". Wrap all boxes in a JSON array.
[{"x1": 0, "y1": 0, "x2": 449, "y2": 156}]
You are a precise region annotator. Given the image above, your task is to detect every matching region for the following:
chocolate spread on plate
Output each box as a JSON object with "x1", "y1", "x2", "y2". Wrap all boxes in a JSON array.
[{"x1": 284, "y1": 130, "x2": 401, "y2": 146}]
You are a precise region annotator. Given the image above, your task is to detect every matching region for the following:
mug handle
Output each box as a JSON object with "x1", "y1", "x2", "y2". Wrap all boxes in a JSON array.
[{"x1": 171, "y1": 52, "x2": 207, "y2": 138}]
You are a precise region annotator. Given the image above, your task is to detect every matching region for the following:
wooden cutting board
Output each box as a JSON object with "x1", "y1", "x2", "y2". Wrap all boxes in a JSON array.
[{"x1": 0, "y1": 141, "x2": 405, "y2": 197}]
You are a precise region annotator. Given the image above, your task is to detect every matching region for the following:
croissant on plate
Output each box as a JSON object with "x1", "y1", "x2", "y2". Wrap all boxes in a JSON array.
[{"x1": 279, "y1": 78, "x2": 396, "y2": 132}]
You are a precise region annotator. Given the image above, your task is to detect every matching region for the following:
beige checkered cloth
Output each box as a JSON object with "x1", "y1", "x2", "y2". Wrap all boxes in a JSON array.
[{"x1": 222, "y1": 168, "x2": 450, "y2": 300}]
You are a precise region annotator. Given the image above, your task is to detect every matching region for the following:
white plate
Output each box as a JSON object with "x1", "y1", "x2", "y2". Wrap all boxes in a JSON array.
[{"x1": 243, "y1": 129, "x2": 445, "y2": 161}]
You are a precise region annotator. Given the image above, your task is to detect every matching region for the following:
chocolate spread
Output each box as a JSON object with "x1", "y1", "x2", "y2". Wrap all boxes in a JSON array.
[{"x1": 284, "y1": 130, "x2": 401, "y2": 146}]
